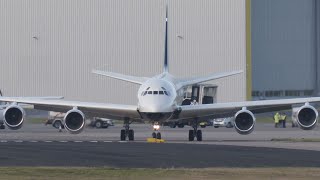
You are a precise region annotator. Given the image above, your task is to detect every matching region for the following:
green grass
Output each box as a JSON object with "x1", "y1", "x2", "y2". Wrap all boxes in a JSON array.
[{"x1": 1, "y1": 167, "x2": 320, "y2": 180}]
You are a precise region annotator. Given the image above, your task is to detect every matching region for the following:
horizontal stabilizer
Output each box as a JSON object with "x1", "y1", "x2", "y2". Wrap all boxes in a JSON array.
[
  {"x1": 176, "y1": 70, "x2": 243, "y2": 89},
  {"x1": 92, "y1": 70, "x2": 149, "y2": 85}
]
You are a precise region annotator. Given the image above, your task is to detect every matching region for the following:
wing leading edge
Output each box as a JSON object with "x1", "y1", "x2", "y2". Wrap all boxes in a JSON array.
[
  {"x1": 0, "y1": 97, "x2": 141, "y2": 121},
  {"x1": 177, "y1": 97, "x2": 320, "y2": 120}
]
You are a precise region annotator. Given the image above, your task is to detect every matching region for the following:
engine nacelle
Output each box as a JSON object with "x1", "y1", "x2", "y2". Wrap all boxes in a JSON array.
[
  {"x1": 234, "y1": 109, "x2": 256, "y2": 135},
  {"x1": 3, "y1": 105, "x2": 25, "y2": 130},
  {"x1": 296, "y1": 104, "x2": 318, "y2": 130},
  {"x1": 64, "y1": 109, "x2": 85, "y2": 134}
]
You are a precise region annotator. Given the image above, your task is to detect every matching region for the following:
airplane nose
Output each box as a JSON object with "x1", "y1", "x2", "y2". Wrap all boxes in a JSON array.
[{"x1": 140, "y1": 101, "x2": 173, "y2": 113}]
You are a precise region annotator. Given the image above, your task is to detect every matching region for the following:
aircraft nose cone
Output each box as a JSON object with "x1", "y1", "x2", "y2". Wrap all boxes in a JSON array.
[{"x1": 140, "y1": 102, "x2": 173, "y2": 113}]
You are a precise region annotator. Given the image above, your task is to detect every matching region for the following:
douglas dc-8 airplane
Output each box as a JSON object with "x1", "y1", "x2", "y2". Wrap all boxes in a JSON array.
[{"x1": 1, "y1": 8, "x2": 320, "y2": 141}]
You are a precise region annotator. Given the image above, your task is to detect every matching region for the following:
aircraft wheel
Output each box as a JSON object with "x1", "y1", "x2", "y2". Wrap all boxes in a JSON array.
[
  {"x1": 128, "y1": 129, "x2": 134, "y2": 141},
  {"x1": 156, "y1": 132, "x2": 161, "y2": 139},
  {"x1": 196, "y1": 130, "x2": 202, "y2": 141},
  {"x1": 152, "y1": 132, "x2": 156, "y2": 138},
  {"x1": 188, "y1": 130, "x2": 194, "y2": 141},
  {"x1": 120, "y1": 129, "x2": 126, "y2": 141}
]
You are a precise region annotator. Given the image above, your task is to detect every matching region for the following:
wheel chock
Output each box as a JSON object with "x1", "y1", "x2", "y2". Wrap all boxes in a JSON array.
[{"x1": 147, "y1": 138, "x2": 165, "y2": 143}]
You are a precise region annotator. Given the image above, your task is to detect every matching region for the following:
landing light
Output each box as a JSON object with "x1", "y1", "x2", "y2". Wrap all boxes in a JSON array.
[{"x1": 153, "y1": 124, "x2": 160, "y2": 130}]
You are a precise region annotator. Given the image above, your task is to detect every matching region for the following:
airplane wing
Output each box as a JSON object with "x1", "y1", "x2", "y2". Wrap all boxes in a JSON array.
[
  {"x1": 177, "y1": 97, "x2": 320, "y2": 120},
  {"x1": 0, "y1": 97, "x2": 141, "y2": 121},
  {"x1": 92, "y1": 70, "x2": 150, "y2": 85},
  {"x1": 175, "y1": 70, "x2": 242, "y2": 89}
]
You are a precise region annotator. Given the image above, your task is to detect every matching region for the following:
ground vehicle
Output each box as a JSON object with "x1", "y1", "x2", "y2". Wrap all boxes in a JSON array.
[
  {"x1": 46, "y1": 112, "x2": 114, "y2": 129},
  {"x1": 45, "y1": 112, "x2": 65, "y2": 129},
  {"x1": 89, "y1": 117, "x2": 114, "y2": 128},
  {"x1": 163, "y1": 121, "x2": 187, "y2": 128},
  {"x1": 199, "y1": 121, "x2": 213, "y2": 128},
  {"x1": 178, "y1": 84, "x2": 217, "y2": 105},
  {"x1": 213, "y1": 117, "x2": 234, "y2": 128}
]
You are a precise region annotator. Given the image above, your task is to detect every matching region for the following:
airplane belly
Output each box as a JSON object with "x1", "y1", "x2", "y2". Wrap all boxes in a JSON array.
[{"x1": 140, "y1": 112, "x2": 173, "y2": 122}]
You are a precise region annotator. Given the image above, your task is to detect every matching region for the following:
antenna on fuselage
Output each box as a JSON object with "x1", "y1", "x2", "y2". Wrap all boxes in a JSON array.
[{"x1": 163, "y1": 5, "x2": 169, "y2": 73}]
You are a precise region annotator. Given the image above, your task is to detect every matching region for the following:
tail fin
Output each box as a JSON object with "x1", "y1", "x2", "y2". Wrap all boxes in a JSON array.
[{"x1": 163, "y1": 5, "x2": 169, "y2": 73}]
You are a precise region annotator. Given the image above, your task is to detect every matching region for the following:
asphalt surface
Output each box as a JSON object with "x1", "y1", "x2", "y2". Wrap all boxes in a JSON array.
[
  {"x1": 1, "y1": 123, "x2": 320, "y2": 167},
  {"x1": 1, "y1": 141, "x2": 320, "y2": 168}
]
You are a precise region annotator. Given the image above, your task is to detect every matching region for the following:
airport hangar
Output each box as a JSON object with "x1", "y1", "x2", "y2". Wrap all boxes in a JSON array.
[{"x1": 0, "y1": 0, "x2": 319, "y2": 106}]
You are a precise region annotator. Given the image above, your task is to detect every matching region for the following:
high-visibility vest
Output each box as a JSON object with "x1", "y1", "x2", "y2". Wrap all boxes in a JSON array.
[{"x1": 274, "y1": 113, "x2": 280, "y2": 123}]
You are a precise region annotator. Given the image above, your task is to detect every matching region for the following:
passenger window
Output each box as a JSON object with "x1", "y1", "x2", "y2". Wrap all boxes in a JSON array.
[
  {"x1": 159, "y1": 91, "x2": 164, "y2": 95},
  {"x1": 154, "y1": 91, "x2": 158, "y2": 95},
  {"x1": 148, "y1": 91, "x2": 152, "y2": 94}
]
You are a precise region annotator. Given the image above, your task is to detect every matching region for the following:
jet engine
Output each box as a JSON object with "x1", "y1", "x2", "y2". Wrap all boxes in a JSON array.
[
  {"x1": 296, "y1": 104, "x2": 318, "y2": 130},
  {"x1": 234, "y1": 109, "x2": 255, "y2": 135},
  {"x1": 3, "y1": 105, "x2": 25, "y2": 130},
  {"x1": 64, "y1": 108, "x2": 85, "y2": 134}
]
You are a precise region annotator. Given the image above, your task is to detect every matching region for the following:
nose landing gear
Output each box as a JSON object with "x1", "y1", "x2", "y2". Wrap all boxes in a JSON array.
[
  {"x1": 152, "y1": 123, "x2": 161, "y2": 139},
  {"x1": 188, "y1": 121, "x2": 202, "y2": 141},
  {"x1": 120, "y1": 119, "x2": 134, "y2": 141}
]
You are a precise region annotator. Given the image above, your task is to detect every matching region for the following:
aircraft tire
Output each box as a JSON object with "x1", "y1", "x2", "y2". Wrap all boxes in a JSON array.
[
  {"x1": 120, "y1": 129, "x2": 126, "y2": 141},
  {"x1": 188, "y1": 130, "x2": 194, "y2": 141},
  {"x1": 156, "y1": 132, "x2": 161, "y2": 139},
  {"x1": 128, "y1": 129, "x2": 134, "y2": 141},
  {"x1": 152, "y1": 132, "x2": 156, "y2": 138},
  {"x1": 196, "y1": 130, "x2": 202, "y2": 141}
]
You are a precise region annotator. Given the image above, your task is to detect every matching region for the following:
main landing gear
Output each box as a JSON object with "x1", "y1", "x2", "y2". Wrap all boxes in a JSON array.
[
  {"x1": 120, "y1": 120, "x2": 134, "y2": 141},
  {"x1": 188, "y1": 122, "x2": 202, "y2": 141},
  {"x1": 152, "y1": 123, "x2": 162, "y2": 139}
]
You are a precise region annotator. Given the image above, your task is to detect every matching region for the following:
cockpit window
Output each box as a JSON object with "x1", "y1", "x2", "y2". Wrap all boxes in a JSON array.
[
  {"x1": 143, "y1": 91, "x2": 148, "y2": 96},
  {"x1": 159, "y1": 91, "x2": 164, "y2": 95},
  {"x1": 164, "y1": 91, "x2": 169, "y2": 96},
  {"x1": 148, "y1": 91, "x2": 152, "y2": 94},
  {"x1": 154, "y1": 91, "x2": 158, "y2": 95}
]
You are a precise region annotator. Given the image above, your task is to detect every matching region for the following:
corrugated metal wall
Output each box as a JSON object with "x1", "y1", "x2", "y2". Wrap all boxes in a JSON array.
[
  {"x1": 252, "y1": 0, "x2": 317, "y2": 92},
  {"x1": 0, "y1": 0, "x2": 247, "y2": 105}
]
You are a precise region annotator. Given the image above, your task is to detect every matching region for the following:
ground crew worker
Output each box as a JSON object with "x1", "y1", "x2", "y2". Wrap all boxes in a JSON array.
[
  {"x1": 274, "y1": 112, "x2": 280, "y2": 128},
  {"x1": 281, "y1": 113, "x2": 287, "y2": 128}
]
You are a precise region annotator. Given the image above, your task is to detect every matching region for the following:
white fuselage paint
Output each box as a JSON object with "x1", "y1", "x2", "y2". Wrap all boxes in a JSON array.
[{"x1": 137, "y1": 73, "x2": 178, "y2": 121}]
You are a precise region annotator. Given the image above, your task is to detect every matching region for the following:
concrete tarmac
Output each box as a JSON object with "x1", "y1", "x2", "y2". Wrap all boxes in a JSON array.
[{"x1": 1, "y1": 123, "x2": 320, "y2": 167}]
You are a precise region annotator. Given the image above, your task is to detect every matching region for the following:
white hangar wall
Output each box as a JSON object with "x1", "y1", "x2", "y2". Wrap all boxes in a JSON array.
[{"x1": 0, "y1": 0, "x2": 248, "y2": 105}]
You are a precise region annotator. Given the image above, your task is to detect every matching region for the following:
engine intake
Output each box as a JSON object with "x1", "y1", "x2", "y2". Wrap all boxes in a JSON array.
[
  {"x1": 3, "y1": 105, "x2": 25, "y2": 130},
  {"x1": 64, "y1": 109, "x2": 85, "y2": 134},
  {"x1": 234, "y1": 109, "x2": 255, "y2": 135},
  {"x1": 296, "y1": 104, "x2": 318, "y2": 130}
]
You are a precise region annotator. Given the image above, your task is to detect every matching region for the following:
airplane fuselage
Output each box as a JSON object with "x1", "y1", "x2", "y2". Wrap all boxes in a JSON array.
[{"x1": 137, "y1": 73, "x2": 178, "y2": 121}]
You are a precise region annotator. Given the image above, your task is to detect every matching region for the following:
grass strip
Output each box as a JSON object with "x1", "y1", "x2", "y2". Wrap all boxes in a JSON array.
[{"x1": 0, "y1": 167, "x2": 320, "y2": 180}]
